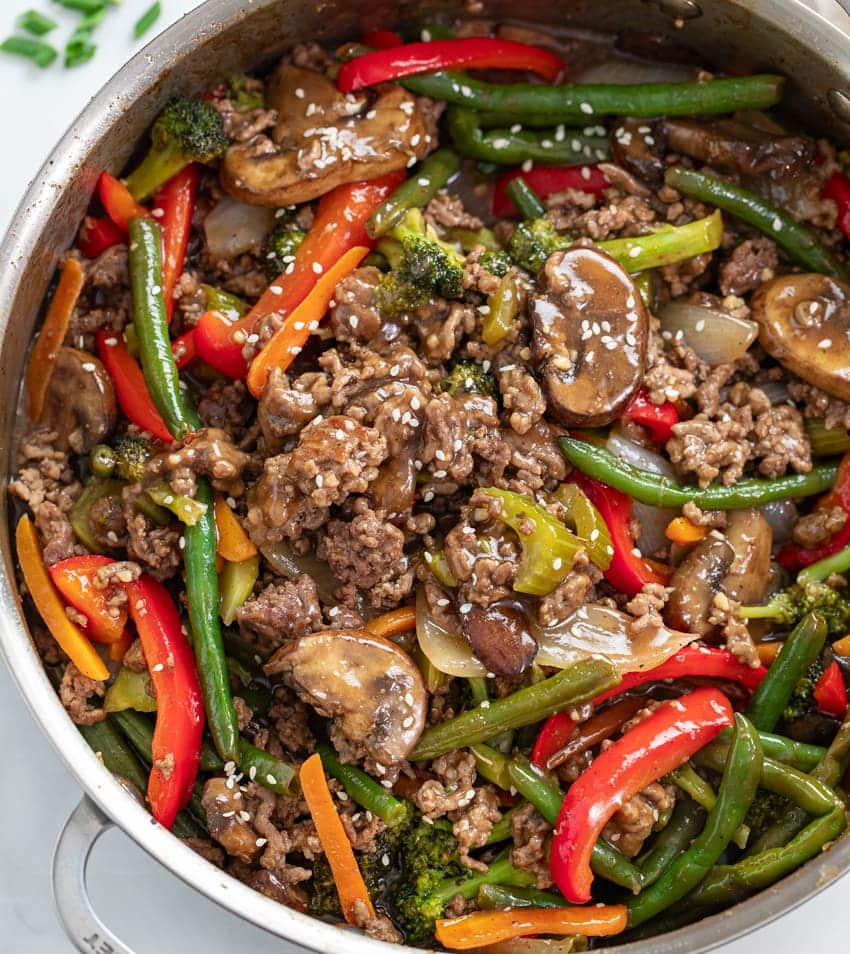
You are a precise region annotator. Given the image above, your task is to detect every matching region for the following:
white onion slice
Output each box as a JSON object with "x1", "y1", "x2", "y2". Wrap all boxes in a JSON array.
[
  {"x1": 416, "y1": 587, "x2": 487, "y2": 677},
  {"x1": 607, "y1": 427, "x2": 677, "y2": 477},
  {"x1": 204, "y1": 197, "x2": 275, "y2": 260},
  {"x1": 659, "y1": 301, "x2": 758, "y2": 366},
  {"x1": 759, "y1": 499, "x2": 798, "y2": 545}
]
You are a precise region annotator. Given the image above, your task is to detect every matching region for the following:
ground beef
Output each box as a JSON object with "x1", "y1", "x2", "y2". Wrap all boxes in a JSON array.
[
  {"x1": 147, "y1": 427, "x2": 250, "y2": 498},
  {"x1": 602, "y1": 781, "x2": 676, "y2": 857},
  {"x1": 414, "y1": 750, "x2": 478, "y2": 818},
  {"x1": 709, "y1": 590, "x2": 760, "y2": 667},
  {"x1": 125, "y1": 510, "x2": 182, "y2": 581},
  {"x1": 317, "y1": 504, "x2": 413, "y2": 608},
  {"x1": 425, "y1": 192, "x2": 484, "y2": 231},
  {"x1": 420, "y1": 392, "x2": 502, "y2": 486},
  {"x1": 415, "y1": 299, "x2": 475, "y2": 365},
  {"x1": 10, "y1": 429, "x2": 80, "y2": 513},
  {"x1": 443, "y1": 507, "x2": 519, "y2": 608},
  {"x1": 258, "y1": 369, "x2": 331, "y2": 444},
  {"x1": 197, "y1": 380, "x2": 255, "y2": 439},
  {"x1": 792, "y1": 506, "x2": 848, "y2": 548},
  {"x1": 451, "y1": 785, "x2": 502, "y2": 872},
  {"x1": 510, "y1": 803, "x2": 552, "y2": 889},
  {"x1": 538, "y1": 552, "x2": 601, "y2": 626},
  {"x1": 237, "y1": 575, "x2": 323, "y2": 655},
  {"x1": 34, "y1": 501, "x2": 79, "y2": 565},
  {"x1": 718, "y1": 237, "x2": 779, "y2": 296},
  {"x1": 787, "y1": 378, "x2": 850, "y2": 431},
  {"x1": 682, "y1": 502, "x2": 728, "y2": 529},
  {"x1": 482, "y1": 420, "x2": 568, "y2": 496},
  {"x1": 122, "y1": 638, "x2": 148, "y2": 673},
  {"x1": 267, "y1": 688, "x2": 316, "y2": 755},
  {"x1": 350, "y1": 898, "x2": 404, "y2": 944},
  {"x1": 213, "y1": 97, "x2": 278, "y2": 141},
  {"x1": 85, "y1": 244, "x2": 128, "y2": 289},
  {"x1": 59, "y1": 664, "x2": 105, "y2": 725},
  {"x1": 171, "y1": 271, "x2": 207, "y2": 326},
  {"x1": 328, "y1": 266, "x2": 407, "y2": 352},
  {"x1": 185, "y1": 837, "x2": 226, "y2": 868},
  {"x1": 625, "y1": 582, "x2": 672, "y2": 635},
  {"x1": 498, "y1": 364, "x2": 546, "y2": 435}
]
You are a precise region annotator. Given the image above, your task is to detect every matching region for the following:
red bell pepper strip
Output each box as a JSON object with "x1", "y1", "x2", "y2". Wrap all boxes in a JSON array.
[
  {"x1": 49, "y1": 555, "x2": 128, "y2": 644},
  {"x1": 777, "y1": 449, "x2": 850, "y2": 570},
  {"x1": 95, "y1": 329, "x2": 174, "y2": 443},
  {"x1": 97, "y1": 171, "x2": 149, "y2": 232},
  {"x1": 570, "y1": 474, "x2": 670, "y2": 597},
  {"x1": 337, "y1": 37, "x2": 564, "y2": 92},
  {"x1": 550, "y1": 687, "x2": 734, "y2": 903},
  {"x1": 194, "y1": 173, "x2": 404, "y2": 378},
  {"x1": 126, "y1": 575, "x2": 205, "y2": 828},
  {"x1": 360, "y1": 29, "x2": 403, "y2": 49},
  {"x1": 622, "y1": 389, "x2": 680, "y2": 444},
  {"x1": 823, "y1": 171, "x2": 850, "y2": 242},
  {"x1": 531, "y1": 646, "x2": 766, "y2": 768},
  {"x1": 172, "y1": 329, "x2": 197, "y2": 369},
  {"x1": 77, "y1": 215, "x2": 124, "y2": 259},
  {"x1": 152, "y1": 164, "x2": 198, "y2": 321},
  {"x1": 814, "y1": 661, "x2": 848, "y2": 718},
  {"x1": 492, "y1": 164, "x2": 609, "y2": 218}
]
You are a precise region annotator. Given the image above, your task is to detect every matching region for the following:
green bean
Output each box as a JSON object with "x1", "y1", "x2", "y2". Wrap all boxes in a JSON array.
[
  {"x1": 506, "y1": 178, "x2": 546, "y2": 219},
  {"x1": 477, "y1": 884, "x2": 566, "y2": 910},
  {"x1": 367, "y1": 148, "x2": 459, "y2": 237},
  {"x1": 665, "y1": 166, "x2": 850, "y2": 281},
  {"x1": 446, "y1": 107, "x2": 609, "y2": 166},
  {"x1": 805, "y1": 418, "x2": 850, "y2": 458},
  {"x1": 486, "y1": 803, "x2": 525, "y2": 846},
  {"x1": 559, "y1": 436, "x2": 839, "y2": 510},
  {"x1": 687, "y1": 805, "x2": 846, "y2": 909},
  {"x1": 627, "y1": 713, "x2": 763, "y2": 927},
  {"x1": 746, "y1": 613, "x2": 827, "y2": 732},
  {"x1": 401, "y1": 73, "x2": 784, "y2": 123},
  {"x1": 317, "y1": 742, "x2": 407, "y2": 825},
  {"x1": 409, "y1": 657, "x2": 618, "y2": 761},
  {"x1": 471, "y1": 742, "x2": 513, "y2": 790},
  {"x1": 237, "y1": 740, "x2": 298, "y2": 796},
  {"x1": 716, "y1": 727, "x2": 825, "y2": 772},
  {"x1": 637, "y1": 798, "x2": 705, "y2": 887},
  {"x1": 666, "y1": 762, "x2": 750, "y2": 849},
  {"x1": 79, "y1": 717, "x2": 150, "y2": 794},
  {"x1": 507, "y1": 753, "x2": 645, "y2": 894},
  {"x1": 598, "y1": 211, "x2": 723, "y2": 272},
  {"x1": 798, "y1": 542, "x2": 850, "y2": 583}
]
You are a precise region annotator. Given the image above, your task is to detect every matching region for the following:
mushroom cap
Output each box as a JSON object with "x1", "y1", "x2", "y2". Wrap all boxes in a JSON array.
[
  {"x1": 221, "y1": 65, "x2": 436, "y2": 207},
  {"x1": 41, "y1": 347, "x2": 117, "y2": 453},
  {"x1": 751, "y1": 273, "x2": 850, "y2": 402},
  {"x1": 265, "y1": 629, "x2": 427, "y2": 764},
  {"x1": 531, "y1": 246, "x2": 648, "y2": 427}
]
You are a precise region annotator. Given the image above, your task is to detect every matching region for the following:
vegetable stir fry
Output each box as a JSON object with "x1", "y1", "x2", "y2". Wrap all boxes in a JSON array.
[{"x1": 13, "y1": 16, "x2": 850, "y2": 950}]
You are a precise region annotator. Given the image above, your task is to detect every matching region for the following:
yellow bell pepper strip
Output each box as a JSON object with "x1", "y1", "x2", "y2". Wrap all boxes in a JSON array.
[
  {"x1": 552, "y1": 482, "x2": 613, "y2": 570},
  {"x1": 482, "y1": 272, "x2": 520, "y2": 346},
  {"x1": 479, "y1": 487, "x2": 608, "y2": 597},
  {"x1": 146, "y1": 481, "x2": 208, "y2": 525},
  {"x1": 213, "y1": 495, "x2": 257, "y2": 563},
  {"x1": 665, "y1": 516, "x2": 709, "y2": 545},
  {"x1": 300, "y1": 752, "x2": 375, "y2": 924},
  {"x1": 15, "y1": 515, "x2": 109, "y2": 681},
  {"x1": 26, "y1": 256, "x2": 85, "y2": 422},
  {"x1": 246, "y1": 245, "x2": 369, "y2": 398},
  {"x1": 434, "y1": 906, "x2": 628, "y2": 949},
  {"x1": 364, "y1": 606, "x2": 416, "y2": 639},
  {"x1": 219, "y1": 555, "x2": 259, "y2": 626},
  {"x1": 832, "y1": 633, "x2": 850, "y2": 657}
]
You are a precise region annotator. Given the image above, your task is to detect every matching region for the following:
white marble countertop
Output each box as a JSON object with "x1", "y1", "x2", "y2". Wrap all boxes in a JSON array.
[{"x1": 2, "y1": 1, "x2": 850, "y2": 950}]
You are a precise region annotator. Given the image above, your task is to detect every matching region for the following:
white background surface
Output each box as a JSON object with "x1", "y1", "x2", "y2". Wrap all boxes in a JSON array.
[{"x1": 1, "y1": 1, "x2": 850, "y2": 951}]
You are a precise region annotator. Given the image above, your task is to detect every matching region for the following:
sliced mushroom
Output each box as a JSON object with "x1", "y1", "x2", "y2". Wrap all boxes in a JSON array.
[
  {"x1": 265, "y1": 630, "x2": 426, "y2": 764},
  {"x1": 222, "y1": 64, "x2": 438, "y2": 207},
  {"x1": 202, "y1": 778, "x2": 260, "y2": 864},
  {"x1": 663, "y1": 118, "x2": 815, "y2": 176},
  {"x1": 461, "y1": 601, "x2": 538, "y2": 676},
  {"x1": 531, "y1": 247, "x2": 648, "y2": 427},
  {"x1": 610, "y1": 118, "x2": 666, "y2": 189},
  {"x1": 666, "y1": 508, "x2": 772, "y2": 635},
  {"x1": 751, "y1": 273, "x2": 850, "y2": 402},
  {"x1": 41, "y1": 347, "x2": 117, "y2": 453}
]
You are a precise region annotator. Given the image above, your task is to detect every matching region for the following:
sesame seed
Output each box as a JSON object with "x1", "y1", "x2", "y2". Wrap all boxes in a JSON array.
[
  {"x1": 256, "y1": 837, "x2": 267, "y2": 847},
  {"x1": 552, "y1": 557, "x2": 563, "y2": 570},
  {"x1": 819, "y1": 338, "x2": 833, "y2": 349},
  {"x1": 312, "y1": 261, "x2": 323, "y2": 274},
  {"x1": 521, "y1": 159, "x2": 533, "y2": 172},
  {"x1": 269, "y1": 285, "x2": 283, "y2": 294},
  {"x1": 580, "y1": 102, "x2": 594, "y2": 114},
  {"x1": 459, "y1": 602, "x2": 472, "y2": 614},
  {"x1": 510, "y1": 124, "x2": 522, "y2": 134},
  {"x1": 266, "y1": 774, "x2": 277, "y2": 785},
  {"x1": 628, "y1": 246, "x2": 641, "y2": 258},
  {"x1": 295, "y1": 87, "x2": 305, "y2": 98},
  {"x1": 772, "y1": 216, "x2": 783, "y2": 231}
]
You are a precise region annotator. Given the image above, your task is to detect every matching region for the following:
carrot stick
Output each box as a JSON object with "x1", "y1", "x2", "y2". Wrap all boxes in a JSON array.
[
  {"x1": 300, "y1": 752, "x2": 375, "y2": 923},
  {"x1": 26, "y1": 257, "x2": 86, "y2": 422},
  {"x1": 213, "y1": 495, "x2": 257, "y2": 562},
  {"x1": 435, "y1": 906, "x2": 629, "y2": 950},
  {"x1": 246, "y1": 246, "x2": 369, "y2": 397},
  {"x1": 665, "y1": 516, "x2": 708, "y2": 545},
  {"x1": 365, "y1": 606, "x2": 417, "y2": 639},
  {"x1": 16, "y1": 516, "x2": 109, "y2": 681}
]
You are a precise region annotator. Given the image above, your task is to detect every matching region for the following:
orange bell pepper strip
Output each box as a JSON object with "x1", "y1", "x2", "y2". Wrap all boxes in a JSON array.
[
  {"x1": 435, "y1": 906, "x2": 628, "y2": 950},
  {"x1": 757, "y1": 642, "x2": 783, "y2": 666},
  {"x1": 26, "y1": 256, "x2": 86, "y2": 422},
  {"x1": 194, "y1": 172, "x2": 404, "y2": 378},
  {"x1": 15, "y1": 516, "x2": 109, "y2": 682},
  {"x1": 833, "y1": 634, "x2": 850, "y2": 657},
  {"x1": 213, "y1": 496, "x2": 257, "y2": 563},
  {"x1": 300, "y1": 752, "x2": 375, "y2": 924},
  {"x1": 246, "y1": 246, "x2": 369, "y2": 397},
  {"x1": 109, "y1": 629, "x2": 134, "y2": 662},
  {"x1": 365, "y1": 606, "x2": 417, "y2": 639},
  {"x1": 49, "y1": 554, "x2": 127, "y2": 643},
  {"x1": 98, "y1": 171, "x2": 150, "y2": 231},
  {"x1": 665, "y1": 516, "x2": 709, "y2": 545}
]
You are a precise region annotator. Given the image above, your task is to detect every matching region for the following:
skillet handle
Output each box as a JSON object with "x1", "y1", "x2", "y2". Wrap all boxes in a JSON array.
[{"x1": 52, "y1": 796, "x2": 135, "y2": 954}]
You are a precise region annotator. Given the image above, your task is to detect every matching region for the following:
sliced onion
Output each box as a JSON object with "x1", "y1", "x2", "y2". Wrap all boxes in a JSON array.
[
  {"x1": 759, "y1": 499, "x2": 798, "y2": 545},
  {"x1": 606, "y1": 427, "x2": 676, "y2": 477},
  {"x1": 574, "y1": 57, "x2": 695, "y2": 85},
  {"x1": 204, "y1": 197, "x2": 275, "y2": 260},
  {"x1": 533, "y1": 603, "x2": 698, "y2": 673},
  {"x1": 659, "y1": 301, "x2": 759, "y2": 366},
  {"x1": 260, "y1": 541, "x2": 340, "y2": 604},
  {"x1": 633, "y1": 500, "x2": 677, "y2": 558},
  {"x1": 416, "y1": 587, "x2": 487, "y2": 677}
]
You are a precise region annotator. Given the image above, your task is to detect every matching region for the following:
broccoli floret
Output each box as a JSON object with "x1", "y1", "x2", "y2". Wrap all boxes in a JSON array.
[
  {"x1": 113, "y1": 435, "x2": 153, "y2": 482},
  {"x1": 739, "y1": 581, "x2": 850, "y2": 638},
  {"x1": 744, "y1": 790, "x2": 792, "y2": 833},
  {"x1": 228, "y1": 74, "x2": 265, "y2": 112},
  {"x1": 124, "y1": 97, "x2": 229, "y2": 201},
  {"x1": 376, "y1": 209, "x2": 466, "y2": 316},
  {"x1": 263, "y1": 222, "x2": 307, "y2": 279},
  {"x1": 783, "y1": 656, "x2": 827, "y2": 722},
  {"x1": 309, "y1": 856, "x2": 343, "y2": 919},
  {"x1": 508, "y1": 218, "x2": 571, "y2": 274},
  {"x1": 478, "y1": 250, "x2": 512, "y2": 278},
  {"x1": 440, "y1": 360, "x2": 498, "y2": 400}
]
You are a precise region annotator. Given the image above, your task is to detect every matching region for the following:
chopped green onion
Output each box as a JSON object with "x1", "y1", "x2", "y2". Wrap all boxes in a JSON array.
[
  {"x1": 134, "y1": 1, "x2": 161, "y2": 38},
  {"x1": 53, "y1": 0, "x2": 109, "y2": 12},
  {"x1": 79, "y1": 8, "x2": 107, "y2": 29},
  {"x1": 18, "y1": 10, "x2": 58, "y2": 35},
  {"x1": 65, "y1": 28, "x2": 97, "y2": 67},
  {"x1": 0, "y1": 35, "x2": 58, "y2": 67}
]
